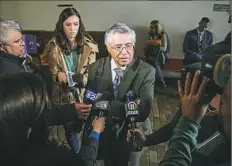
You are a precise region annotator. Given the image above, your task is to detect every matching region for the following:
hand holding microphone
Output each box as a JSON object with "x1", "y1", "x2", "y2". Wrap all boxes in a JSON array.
[{"x1": 92, "y1": 117, "x2": 106, "y2": 134}]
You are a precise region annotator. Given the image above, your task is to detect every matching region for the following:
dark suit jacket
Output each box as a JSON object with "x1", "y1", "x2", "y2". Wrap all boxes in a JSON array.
[
  {"x1": 88, "y1": 56, "x2": 156, "y2": 122},
  {"x1": 87, "y1": 56, "x2": 156, "y2": 163},
  {"x1": 183, "y1": 28, "x2": 213, "y2": 65}
]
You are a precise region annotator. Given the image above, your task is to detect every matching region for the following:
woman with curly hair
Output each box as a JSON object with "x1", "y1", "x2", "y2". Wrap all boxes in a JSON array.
[{"x1": 145, "y1": 20, "x2": 170, "y2": 88}]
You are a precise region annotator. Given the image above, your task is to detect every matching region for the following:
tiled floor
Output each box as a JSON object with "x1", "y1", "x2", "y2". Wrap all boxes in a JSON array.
[{"x1": 140, "y1": 94, "x2": 180, "y2": 166}]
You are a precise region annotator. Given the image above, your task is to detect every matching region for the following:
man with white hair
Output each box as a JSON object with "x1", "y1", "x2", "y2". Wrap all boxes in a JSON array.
[{"x1": 85, "y1": 23, "x2": 156, "y2": 166}]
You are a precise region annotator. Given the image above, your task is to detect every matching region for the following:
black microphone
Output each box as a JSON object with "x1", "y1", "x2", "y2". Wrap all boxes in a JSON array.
[
  {"x1": 108, "y1": 100, "x2": 125, "y2": 121},
  {"x1": 125, "y1": 91, "x2": 139, "y2": 128},
  {"x1": 67, "y1": 72, "x2": 84, "y2": 88},
  {"x1": 84, "y1": 77, "x2": 111, "y2": 104},
  {"x1": 125, "y1": 91, "x2": 143, "y2": 152},
  {"x1": 92, "y1": 91, "x2": 113, "y2": 117}
]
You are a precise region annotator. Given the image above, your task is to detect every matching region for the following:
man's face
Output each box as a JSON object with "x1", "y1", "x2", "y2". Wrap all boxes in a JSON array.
[
  {"x1": 199, "y1": 21, "x2": 209, "y2": 29},
  {"x1": 0, "y1": 30, "x2": 25, "y2": 56},
  {"x1": 63, "y1": 15, "x2": 80, "y2": 41},
  {"x1": 218, "y1": 73, "x2": 231, "y2": 141},
  {"x1": 106, "y1": 33, "x2": 134, "y2": 67}
]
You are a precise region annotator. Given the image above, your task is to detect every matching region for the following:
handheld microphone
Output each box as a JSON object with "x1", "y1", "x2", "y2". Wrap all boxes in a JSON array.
[
  {"x1": 92, "y1": 91, "x2": 113, "y2": 117},
  {"x1": 125, "y1": 91, "x2": 139, "y2": 128},
  {"x1": 84, "y1": 77, "x2": 112, "y2": 104},
  {"x1": 83, "y1": 79, "x2": 100, "y2": 104},
  {"x1": 125, "y1": 91, "x2": 143, "y2": 152},
  {"x1": 67, "y1": 72, "x2": 84, "y2": 88}
]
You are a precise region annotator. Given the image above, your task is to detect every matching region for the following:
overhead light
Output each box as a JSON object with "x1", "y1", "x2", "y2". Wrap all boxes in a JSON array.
[{"x1": 57, "y1": 4, "x2": 73, "y2": 7}]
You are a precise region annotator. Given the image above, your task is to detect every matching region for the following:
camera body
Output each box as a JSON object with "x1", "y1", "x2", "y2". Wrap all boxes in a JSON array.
[{"x1": 181, "y1": 49, "x2": 231, "y2": 104}]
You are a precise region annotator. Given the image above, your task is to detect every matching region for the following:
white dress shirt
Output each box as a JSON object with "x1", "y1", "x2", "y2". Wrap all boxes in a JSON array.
[{"x1": 111, "y1": 59, "x2": 127, "y2": 82}]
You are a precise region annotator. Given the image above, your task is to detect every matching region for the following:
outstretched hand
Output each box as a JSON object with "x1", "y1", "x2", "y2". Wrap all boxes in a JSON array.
[{"x1": 177, "y1": 70, "x2": 209, "y2": 123}]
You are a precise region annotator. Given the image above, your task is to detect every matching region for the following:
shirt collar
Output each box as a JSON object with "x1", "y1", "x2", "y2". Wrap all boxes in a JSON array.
[
  {"x1": 197, "y1": 28, "x2": 205, "y2": 35},
  {"x1": 111, "y1": 58, "x2": 127, "y2": 71}
]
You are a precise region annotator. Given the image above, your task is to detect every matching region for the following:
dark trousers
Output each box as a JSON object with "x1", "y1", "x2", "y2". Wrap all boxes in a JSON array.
[
  {"x1": 146, "y1": 56, "x2": 166, "y2": 86},
  {"x1": 97, "y1": 127, "x2": 131, "y2": 166}
]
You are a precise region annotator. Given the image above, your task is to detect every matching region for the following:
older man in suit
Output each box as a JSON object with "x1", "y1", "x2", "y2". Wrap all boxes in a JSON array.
[
  {"x1": 183, "y1": 17, "x2": 213, "y2": 65},
  {"x1": 86, "y1": 23, "x2": 156, "y2": 166}
]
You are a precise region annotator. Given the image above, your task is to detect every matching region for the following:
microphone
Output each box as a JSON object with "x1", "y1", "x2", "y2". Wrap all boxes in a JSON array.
[
  {"x1": 84, "y1": 77, "x2": 112, "y2": 104},
  {"x1": 85, "y1": 91, "x2": 113, "y2": 135},
  {"x1": 108, "y1": 100, "x2": 125, "y2": 121},
  {"x1": 92, "y1": 91, "x2": 113, "y2": 117},
  {"x1": 125, "y1": 91, "x2": 139, "y2": 128},
  {"x1": 125, "y1": 91, "x2": 143, "y2": 152},
  {"x1": 67, "y1": 72, "x2": 84, "y2": 88}
]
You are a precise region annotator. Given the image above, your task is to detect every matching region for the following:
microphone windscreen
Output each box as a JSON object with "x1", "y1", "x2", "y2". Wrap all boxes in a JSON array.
[
  {"x1": 101, "y1": 91, "x2": 114, "y2": 101},
  {"x1": 109, "y1": 100, "x2": 125, "y2": 120},
  {"x1": 126, "y1": 90, "x2": 137, "y2": 101}
]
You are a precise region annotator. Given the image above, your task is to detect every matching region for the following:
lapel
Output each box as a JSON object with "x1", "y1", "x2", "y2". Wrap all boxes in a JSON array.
[
  {"x1": 203, "y1": 31, "x2": 208, "y2": 46},
  {"x1": 78, "y1": 44, "x2": 92, "y2": 73},
  {"x1": 56, "y1": 47, "x2": 67, "y2": 72},
  {"x1": 102, "y1": 56, "x2": 114, "y2": 94},
  {"x1": 194, "y1": 29, "x2": 200, "y2": 47},
  {"x1": 116, "y1": 58, "x2": 138, "y2": 100}
]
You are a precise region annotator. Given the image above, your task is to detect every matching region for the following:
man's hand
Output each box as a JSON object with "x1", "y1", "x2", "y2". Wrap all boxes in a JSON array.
[
  {"x1": 126, "y1": 129, "x2": 146, "y2": 143},
  {"x1": 178, "y1": 70, "x2": 209, "y2": 123},
  {"x1": 92, "y1": 117, "x2": 105, "y2": 134},
  {"x1": 58, "y1": 72, "x2": 67, "y2": 83},
  {"x1": 74, "y1": 103, "x2": 92, "y2": 119}
]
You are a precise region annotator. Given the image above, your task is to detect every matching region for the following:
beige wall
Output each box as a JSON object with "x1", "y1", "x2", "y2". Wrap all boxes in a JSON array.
[{"x1": 0, "y1": 1, "x2": 231, "y2": 58}]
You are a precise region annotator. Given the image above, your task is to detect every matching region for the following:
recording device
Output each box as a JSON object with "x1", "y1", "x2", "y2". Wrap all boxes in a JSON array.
[
  {"x1": 92, "y1": 92, "x2": 113, "y2": 117},
  {"x1": 85, "y1": 91, "x2": 113, "y2": 135},
  {"x1": 181, "y1": 41, "x2": 231, "y2": 104},
  {"x1": 125, "y1": 91, "x2": 143, "y2": 152},
  {"x1": 67, "y1": 72, "x2": 84, "y2": 89}
]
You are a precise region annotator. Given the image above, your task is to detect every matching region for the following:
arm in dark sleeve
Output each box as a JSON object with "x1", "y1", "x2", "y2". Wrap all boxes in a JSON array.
[
  {"x1": 45, "y1": 104, "x2": 78, "y2": 126},
  {"x1": 208, "y1": 32, "x2": 213, "y2": 46},
  {"x1": 160, "y1": 33, "x2": 168, "y2": 52},
  {"x1": 136, "y1": 67, "x2": 156, "y2": 122},
  {"x1": 183, "y1": 32, "x2": 202, "y2": 61},
  {"x1": 159, "y1": 116, "x2": 200, "y2": 166},
  {"x1": 80, "y1": 132, "x2": 100, "y2": 166},
  {"x1": 144, "y1": 108, "x2": 182, "y2": 146}
]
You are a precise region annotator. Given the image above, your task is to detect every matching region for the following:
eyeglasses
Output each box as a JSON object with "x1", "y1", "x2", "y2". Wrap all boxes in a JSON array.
[{"x1": 110, "y1": 43, "x2": 134, "y2": 52}]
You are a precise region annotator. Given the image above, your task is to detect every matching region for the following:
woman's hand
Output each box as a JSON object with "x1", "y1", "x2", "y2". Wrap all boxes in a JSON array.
[
  {"x1": 92, "y1": 117, "x2": 106, "y2": 134},
  {"x1": 57, "y1": 72, "x2": 67, "y2": 83},
  {"x1": 146, "y1": 39, "x2": 161, "y2": 46}
]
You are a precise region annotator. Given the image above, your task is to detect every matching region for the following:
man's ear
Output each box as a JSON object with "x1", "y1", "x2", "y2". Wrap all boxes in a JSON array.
[
  {"x1": 0, "y1": 44, "x2": 4, "y2": 51},
  {"x1": 0, "y1": 45, "x2": 7, "y2": 52},
  {"x1": 106, "y1": 45, "x2": 111, "y2": 53}
]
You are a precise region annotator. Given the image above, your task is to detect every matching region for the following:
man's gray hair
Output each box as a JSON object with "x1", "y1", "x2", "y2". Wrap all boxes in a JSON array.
[
  {"x1": 104, "y1": 23, "x2": 136, "y2": 45},
  {"x1": 0, "y1": 19, "x2": 22, "y2": 45}
]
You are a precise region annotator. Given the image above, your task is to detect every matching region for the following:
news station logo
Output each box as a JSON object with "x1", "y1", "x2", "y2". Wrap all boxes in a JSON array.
[
  {"x1": 126, "y1": 101, "x2": 139, "y2": 116},
  {"x1": 127, "y1": 101, "x2": 137, "y2": 110},
  {"x1": 84, "y1": 89, "x2": 97, "y2": 104}
]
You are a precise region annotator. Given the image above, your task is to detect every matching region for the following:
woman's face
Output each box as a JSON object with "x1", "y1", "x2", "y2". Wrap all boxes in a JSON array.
[
  {"x1": 149, "y1": 24, "x2": 158, "y2": 34},
  {"x1": 63, "y1": 15, "x2": 80, "y2": 41}
]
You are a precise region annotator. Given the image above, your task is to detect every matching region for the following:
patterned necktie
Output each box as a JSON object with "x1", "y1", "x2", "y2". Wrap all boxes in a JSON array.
[
  {"x1": 113, "y1": 68, "x2": 124, "y2": 96},
  {"x1": 199, "y1": 32, "x2": 204, "y2": 54}
]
